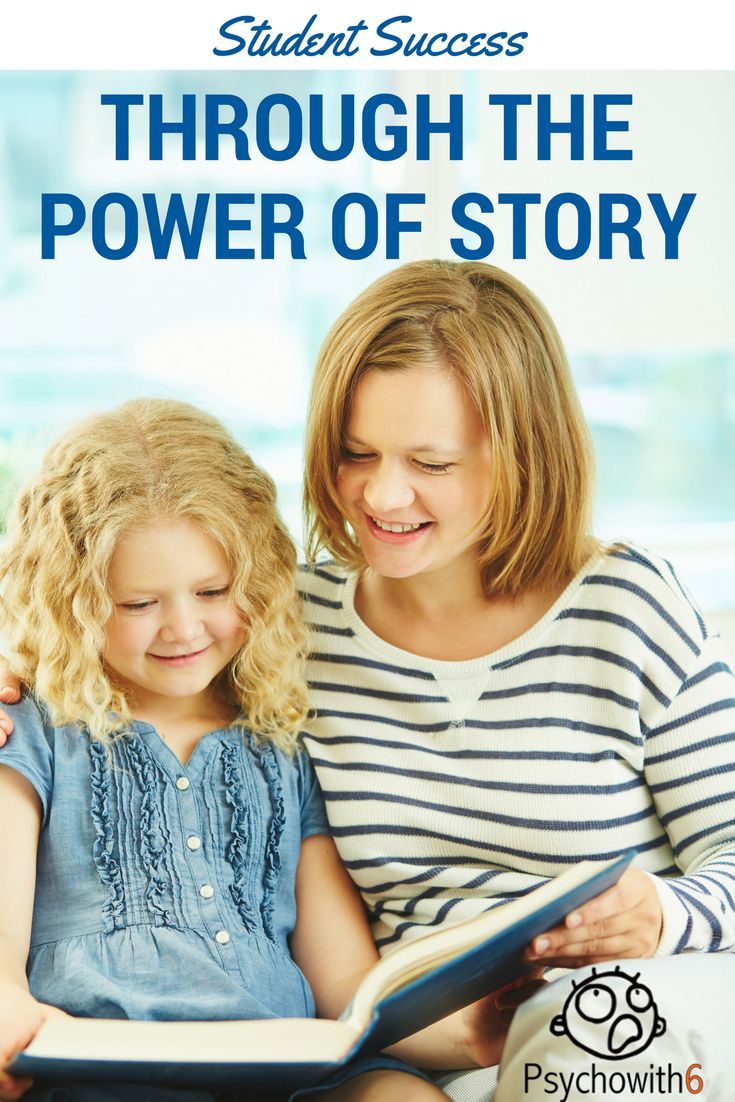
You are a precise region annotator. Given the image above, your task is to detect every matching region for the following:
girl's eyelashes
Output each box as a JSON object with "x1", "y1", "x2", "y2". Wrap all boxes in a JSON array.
[
  {"x1": 197, "y1": 586, "x2": 230, "y2": 599},
  {"x1": 118, "y1": 586, "x2": 230, "y2": 611}
]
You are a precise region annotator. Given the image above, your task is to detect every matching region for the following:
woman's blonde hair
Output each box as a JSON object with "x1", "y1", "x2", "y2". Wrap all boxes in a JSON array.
[
  {"x1": 0, "y1": 398, "x2": 307, "y2": 750},
  {"x1": 305, "y1": 260, "x2": 598, "y2": 595}
]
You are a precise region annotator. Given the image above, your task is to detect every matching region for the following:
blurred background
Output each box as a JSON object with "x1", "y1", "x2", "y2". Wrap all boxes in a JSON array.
[{"x1": 1, "y1": 70, "x2": 733, "y2": 652}]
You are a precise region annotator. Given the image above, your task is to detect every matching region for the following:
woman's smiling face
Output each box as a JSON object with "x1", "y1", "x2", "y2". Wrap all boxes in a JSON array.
[{"x1": 336, "y1": 364, "x2": 493, "y2": 583}]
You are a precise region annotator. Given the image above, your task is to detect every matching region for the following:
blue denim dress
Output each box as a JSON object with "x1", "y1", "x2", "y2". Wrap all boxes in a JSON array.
[
  {"x1": 1, "y1": 695, "x2": 327, "y2": 1022},
  {"x1": 1, "y1": 696, "x2": 428, "y2": 1098}
]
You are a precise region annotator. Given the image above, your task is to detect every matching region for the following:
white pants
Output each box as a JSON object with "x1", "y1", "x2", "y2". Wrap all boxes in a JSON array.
[
  {"x1": 436, "y1": 1066, "x2": 499, "y2": 1102},
  {"x1": 439, "y1": 957, "x2": 734, "y2": 1102},
  {"x1": 498, "y1": 957, "x2": 733, "y2": 1102}
]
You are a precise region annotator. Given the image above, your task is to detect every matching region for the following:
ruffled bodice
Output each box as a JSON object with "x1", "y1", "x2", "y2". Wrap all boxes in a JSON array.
[{"x1": 0, "y1": 697, "x2": 328, "y2": 1021}]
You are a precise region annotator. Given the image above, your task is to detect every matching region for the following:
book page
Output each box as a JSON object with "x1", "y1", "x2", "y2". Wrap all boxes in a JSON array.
[{"x1": 23, "y1": 1017, "x2": 360, "y2": 1067}]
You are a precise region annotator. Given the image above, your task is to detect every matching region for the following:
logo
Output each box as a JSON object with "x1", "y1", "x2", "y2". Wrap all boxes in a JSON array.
[{"x1": 549, "y1": 965, "x2": 667, "y2": 1060}]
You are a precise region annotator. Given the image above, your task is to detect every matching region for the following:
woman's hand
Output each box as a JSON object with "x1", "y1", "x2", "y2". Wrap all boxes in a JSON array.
[
  {"x1": 460, "y1": 970, "x2": 547, "y2": 1068},
  {"x1": 524, "y1": 868, "x2": 663, "y2": 969},
  {"x1": 0, "y1": 667, "x2": 21, "y2": 745},
  {"x1": 0, "y1": 987, "x2": 68, "y2": 1101}
]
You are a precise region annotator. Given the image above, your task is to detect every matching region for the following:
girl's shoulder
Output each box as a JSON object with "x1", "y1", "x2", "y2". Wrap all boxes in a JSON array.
[
  {"x1": 241, "y1": 724, "x2": 320, "y2": 794},
  {"x1": 244, "y1": 731, "x2": 328, "y2": 840},
  {"x1": 0, "y1": 694, "x2": 69, "y2": 823},
  {"x1": 3, "y1": 692, "x2": 56, "y2": 741},
  {"x1": 0, "y1": 692, "x2": 88, "y2": 776}
]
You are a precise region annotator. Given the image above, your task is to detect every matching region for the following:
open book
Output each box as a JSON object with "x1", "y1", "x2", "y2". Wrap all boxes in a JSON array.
[{"x1": 12, "y1": 853, "x2": 631, "y2": 1090}]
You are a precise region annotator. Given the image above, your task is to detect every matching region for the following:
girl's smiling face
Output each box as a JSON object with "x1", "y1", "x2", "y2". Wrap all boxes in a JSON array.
[
  {"x1": 336, "y1": 365, "x2": 493, "y2": 584},
  {"x1": 103, "y1": 518, "x2": 246, "y2": 715}
]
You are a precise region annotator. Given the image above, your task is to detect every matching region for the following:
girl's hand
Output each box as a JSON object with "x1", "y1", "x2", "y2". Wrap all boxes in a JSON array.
[
  {"x1": 0, "y1": 991, "x2": 68, "y2": 1102},
  {"x1": 0, "y1": 666, "x2": 21, "y2": 745},
  {"x1": 0, "y1": 988, "x2": 69, "y2": 1101},
  {"x1": 461, "y1": 970, "x2": 547, "y2": 1067},
  {"x1": 524, "y1": 868, "x2": 663, "y2": 968}
]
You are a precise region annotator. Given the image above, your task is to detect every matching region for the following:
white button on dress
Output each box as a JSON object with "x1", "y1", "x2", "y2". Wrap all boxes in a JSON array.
[
  {"x1": 200, "y1": 884, "x2": 214, "y2": 899},
  {"x1": 176, "y1": 777, "x2": 190, "y2": 791},
  {"x1": 186, "y1": 836, "x2": 201, "y2": 851},
  {"x1": 215, "y1": 930, "x2": 230, "y2": 945}
]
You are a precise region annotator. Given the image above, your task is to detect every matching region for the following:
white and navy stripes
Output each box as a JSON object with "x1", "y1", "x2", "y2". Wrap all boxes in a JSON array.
[{"x1": 298, "y1": 547, "x2": 735, "y2": 957}]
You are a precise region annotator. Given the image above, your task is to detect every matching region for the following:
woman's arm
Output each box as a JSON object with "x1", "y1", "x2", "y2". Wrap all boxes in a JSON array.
[
  {"x1": 290, "y1": 834, "x2": 541, "y2": 1071},
  {"x1": 0, "y1": 766, "x2": 53, "y2": 1101},
  {"x1": 526, "y1": 634, "x2": 735, "y2": 967}
]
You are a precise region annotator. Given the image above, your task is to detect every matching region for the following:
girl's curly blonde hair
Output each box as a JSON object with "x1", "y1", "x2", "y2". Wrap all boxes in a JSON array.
[{"x1": 0, "y1": 398, "x2": 308, "y2": 751}]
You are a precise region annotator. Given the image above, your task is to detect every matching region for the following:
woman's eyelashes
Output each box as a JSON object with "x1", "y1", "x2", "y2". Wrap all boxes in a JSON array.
[
  {"x1": 414, "y1": 460, "x2": 452, "y2": 474},
  {"x1": 342, "y1": 449, "x2": 453, "y2": 474},
  {"x1": 341, "y1": 448, "x2": 375, "y2": 463}
]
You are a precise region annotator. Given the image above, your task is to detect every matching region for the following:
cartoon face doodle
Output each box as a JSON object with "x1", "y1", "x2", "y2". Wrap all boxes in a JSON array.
[{"x1": 550, "y1": 965, "x2": 667, "y2": 1060}]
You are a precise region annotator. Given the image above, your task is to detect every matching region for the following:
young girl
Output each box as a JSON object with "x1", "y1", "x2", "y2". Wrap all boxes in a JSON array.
[{"x1": 0, "y1": 399, "x2": 510, "y2": 1102}]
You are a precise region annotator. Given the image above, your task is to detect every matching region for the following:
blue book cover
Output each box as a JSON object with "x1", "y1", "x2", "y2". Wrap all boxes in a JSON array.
[{"x1": 11, "y1": 854, "x2": 631, "y2": 1090}]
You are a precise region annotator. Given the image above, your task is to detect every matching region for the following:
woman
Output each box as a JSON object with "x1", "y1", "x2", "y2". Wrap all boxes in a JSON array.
[
  {"x1": 297, "y1": 261, "x2": 735, "y2": 1098},
  {"x1": 1, "y1": 261, "x2": 733, "y2": 1099}
]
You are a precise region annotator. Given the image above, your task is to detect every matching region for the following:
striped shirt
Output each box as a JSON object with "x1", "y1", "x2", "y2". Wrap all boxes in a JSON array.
[{"x1": 298, "y1": 545, "x2": 735, "y2": 957}]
